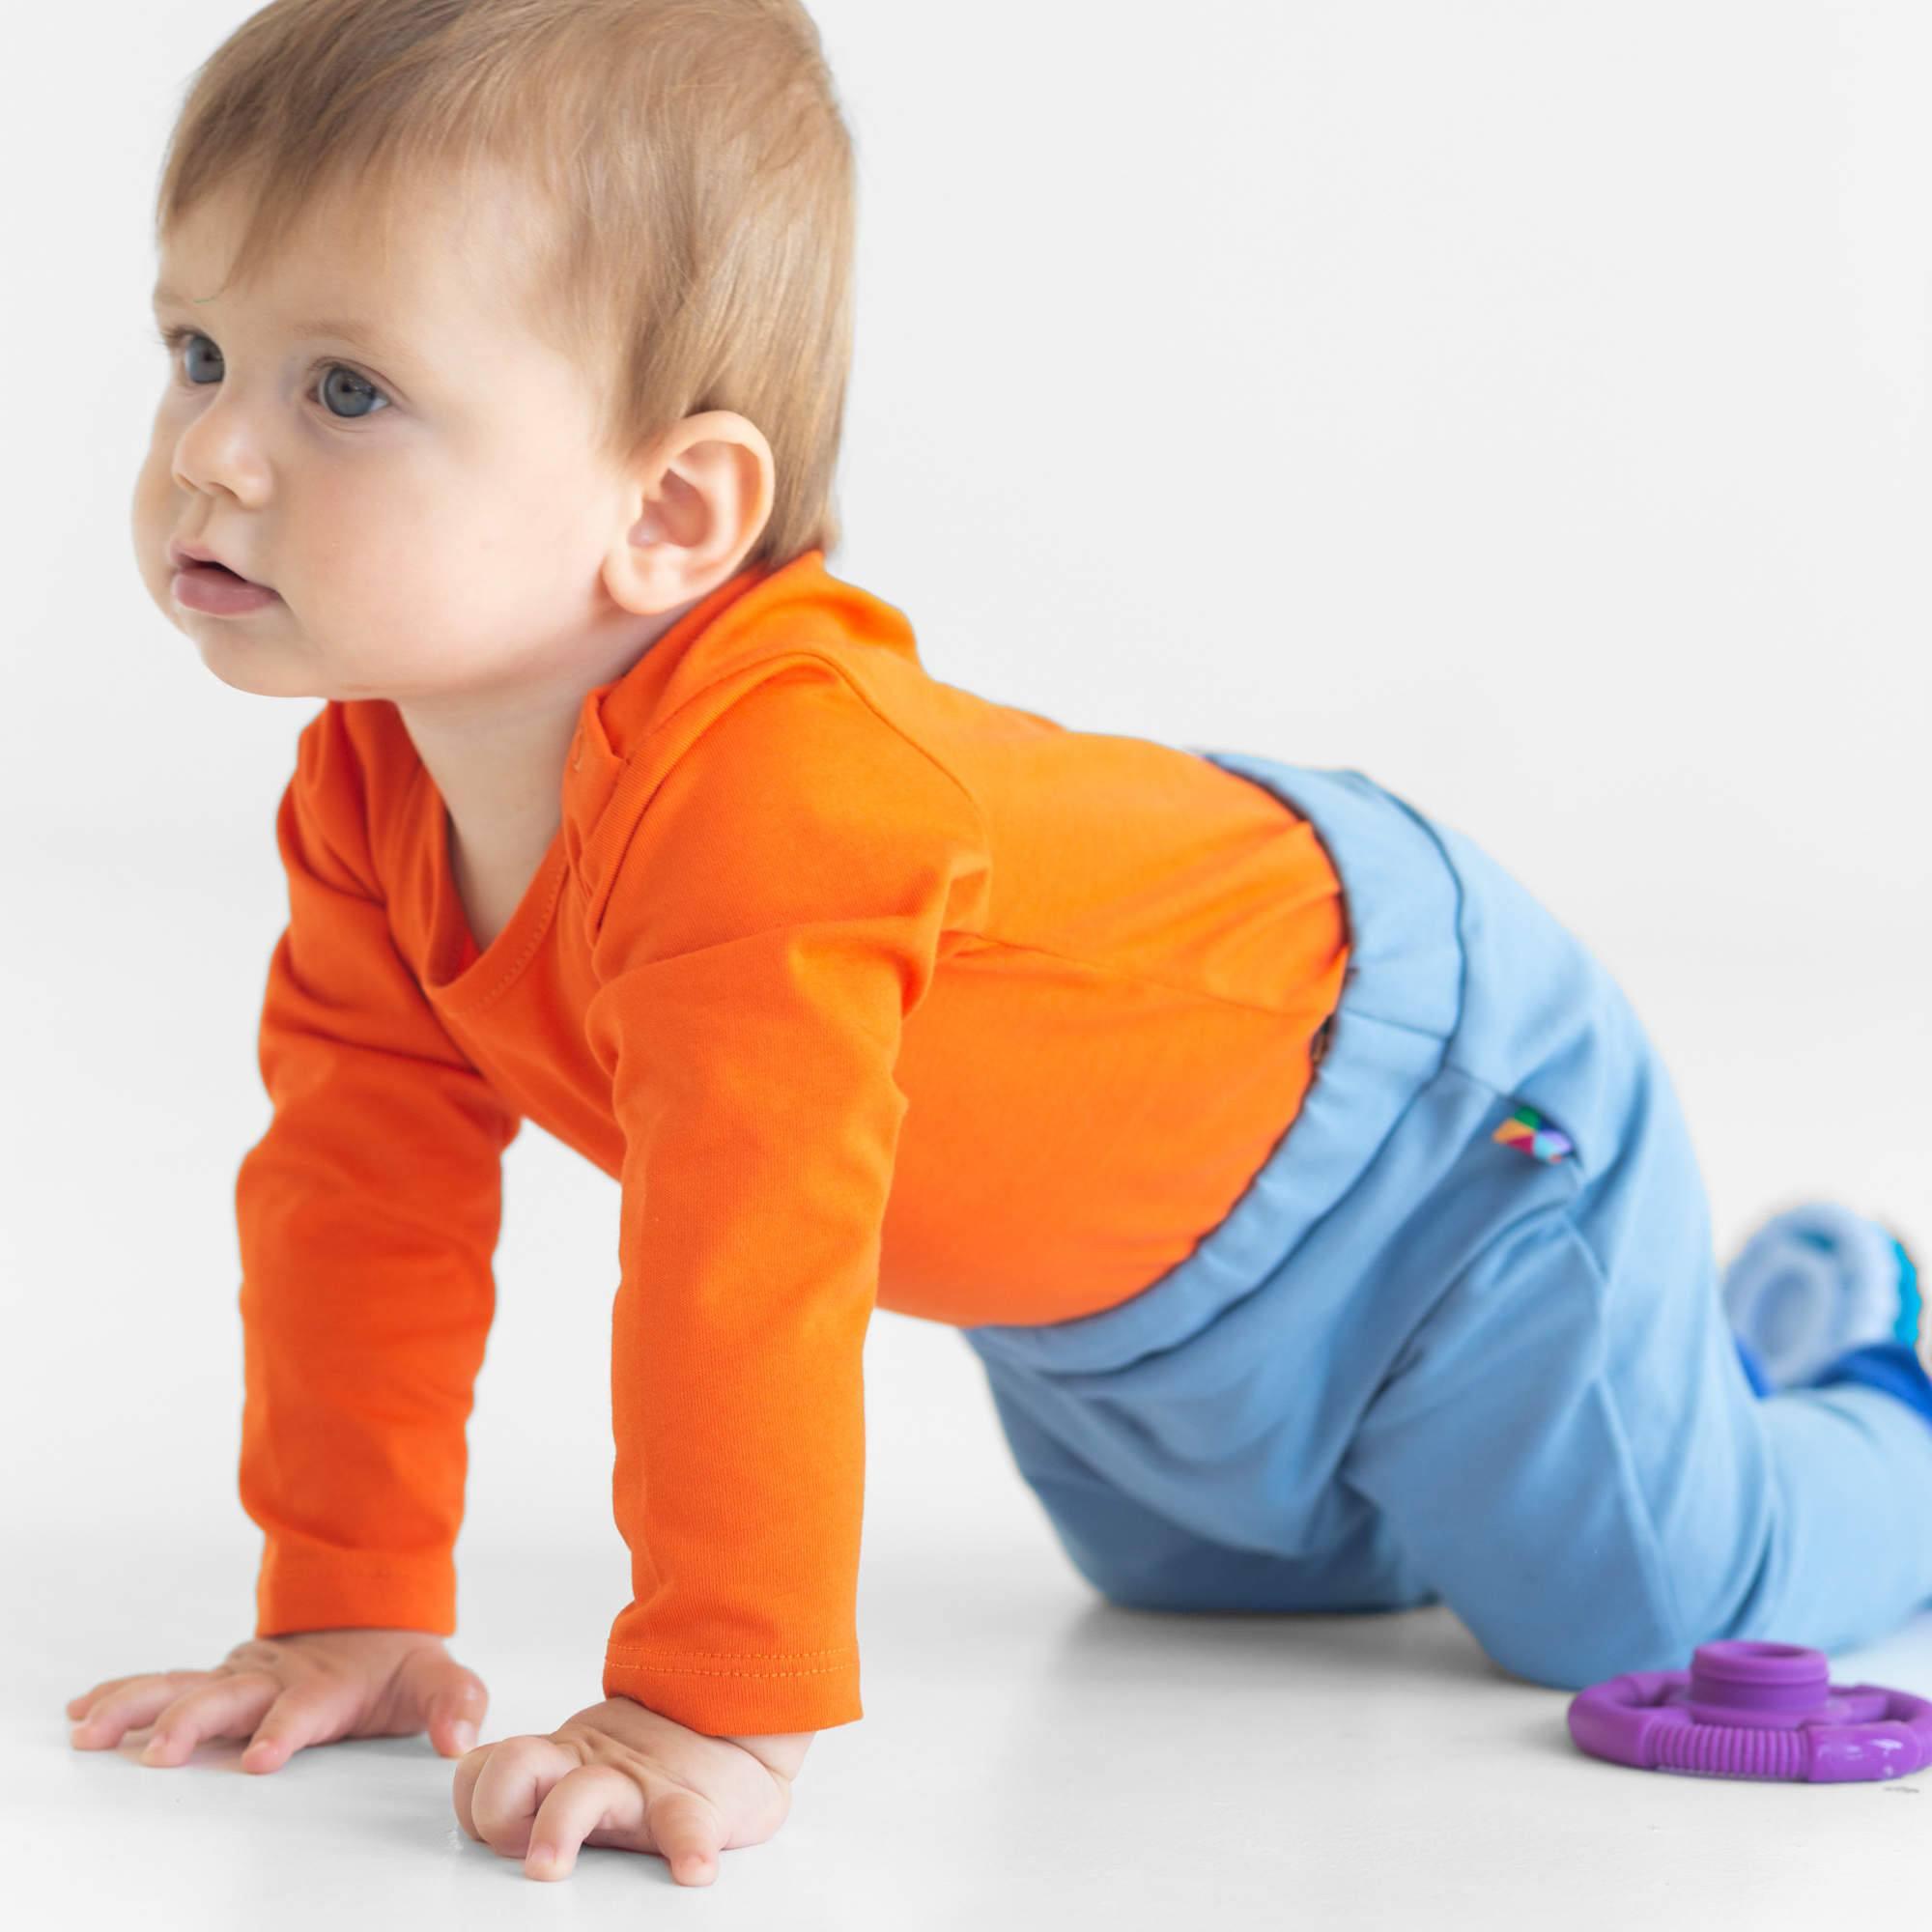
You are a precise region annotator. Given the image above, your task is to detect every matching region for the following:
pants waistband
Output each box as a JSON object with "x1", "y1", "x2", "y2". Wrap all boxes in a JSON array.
[{"x1": 962, "y1": 754, "x2": 1470, "y2": 1378}]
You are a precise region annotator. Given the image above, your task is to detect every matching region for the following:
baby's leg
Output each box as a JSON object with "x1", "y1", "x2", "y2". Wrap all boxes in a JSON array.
[
  {"x1": 966, "y1": 752, "x2": 1932, "y2": 1687},
  {"x1": 977, "y1": 1358, "x2": 1440, "y2": 1617},
  {"x1": 1340, "y1": 1044, "x2": 1932, "y2": 1691}
]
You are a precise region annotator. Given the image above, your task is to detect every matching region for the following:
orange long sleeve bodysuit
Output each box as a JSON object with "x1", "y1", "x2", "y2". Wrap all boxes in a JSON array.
[{"x1": 234, "y1": 549, "x2": 1350, "y2": 1736}]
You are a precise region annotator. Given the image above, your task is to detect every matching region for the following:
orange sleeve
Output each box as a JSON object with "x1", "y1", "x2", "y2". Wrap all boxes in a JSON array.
[
  {"x1": 235, "y1": 704, "x2": 522, "y2": 1639},
  {"x1": 584, "y1": 663, "x2": 991, "y2": 1735}
]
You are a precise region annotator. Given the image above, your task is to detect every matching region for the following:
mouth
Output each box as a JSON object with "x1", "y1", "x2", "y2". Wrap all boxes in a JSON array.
[
  {"x1": 170, "y1": 545, "x2": 282, "y2": 614},
  {"x1": 170, "y1": 540, "x2": 270, "y2": 587}
]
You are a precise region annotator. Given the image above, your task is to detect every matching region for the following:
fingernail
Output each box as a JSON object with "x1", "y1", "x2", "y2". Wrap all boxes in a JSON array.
[{"x1": 451, "y1": 1721, "x2": 477, "y2": 1753}]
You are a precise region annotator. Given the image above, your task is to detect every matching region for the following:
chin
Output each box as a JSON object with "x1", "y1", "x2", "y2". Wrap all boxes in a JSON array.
[
  {"x1": 182, "y1": 627, "x2": 307, "y2": 698},
  {"x1": 192, "y1": 652, "x2": 282, "y2": 696}
]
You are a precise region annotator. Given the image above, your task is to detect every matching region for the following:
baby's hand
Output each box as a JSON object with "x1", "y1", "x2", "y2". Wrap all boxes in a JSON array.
[
  {"x1": 452, "y1": 1694, "x2": 810, "y2": 1886},
  {"x1": 65, "y1": 1628, "x2": 489, "y2": 1773}
]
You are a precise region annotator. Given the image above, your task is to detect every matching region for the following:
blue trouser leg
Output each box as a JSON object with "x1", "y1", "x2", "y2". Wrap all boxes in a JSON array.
[
  {"x1": 1338, "y1": 1100, "x2": 1932, "y2": 1691},
  {"x1": 977, "y1": 1180, "x2": 1932, "y2": 1685},
  {"x1": 978, "y1": 1355, "x2": 1442, "y2": 1615}
]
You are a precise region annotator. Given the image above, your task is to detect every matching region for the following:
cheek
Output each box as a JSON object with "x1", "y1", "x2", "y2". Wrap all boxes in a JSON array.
[
  {"x1": 129, "y1": 440, "x2": 185, "y2": 611},
  {"x1": 340, "y1": 485, "x2": 587, "y2": 634},
  {"x1": 288, "y1": 498, "x2": 545, "y2": 676},
  {"x1": 322, "y1": 499, "x2": 484, "y2": 626},
  {"x1": 130, "y1": 437, "x2": 173, "y2": 548}
]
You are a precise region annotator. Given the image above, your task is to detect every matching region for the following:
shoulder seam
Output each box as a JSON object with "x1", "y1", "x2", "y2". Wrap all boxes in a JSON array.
[{"x1": 639, "y1": 649, "x2": 994, "y2": 857}]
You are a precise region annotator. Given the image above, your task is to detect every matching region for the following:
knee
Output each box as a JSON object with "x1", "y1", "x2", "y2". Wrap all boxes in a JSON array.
[{"x1": 1463, "y1": 1595, "x2": 1695, "y2": 1692}]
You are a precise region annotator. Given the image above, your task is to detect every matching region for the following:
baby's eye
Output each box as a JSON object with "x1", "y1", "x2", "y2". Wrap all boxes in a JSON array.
[
  {"x1": 313, "y1": 364, "x2": 388, "y2": 420},
  {"x1": 154, "y1": 326, "x2": 392, "y2": 422}
]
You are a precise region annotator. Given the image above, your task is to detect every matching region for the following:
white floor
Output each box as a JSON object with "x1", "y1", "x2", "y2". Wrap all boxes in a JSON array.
[
  {"x1": 11, "y1": 840, "x2": 1932, "y2": 1930},
  {"x1": 17, "y1": 1527, "x2": 1932, "y2": 1928}
]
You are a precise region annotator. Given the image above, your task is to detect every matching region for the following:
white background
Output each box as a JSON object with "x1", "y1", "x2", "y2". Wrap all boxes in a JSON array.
[{"x1": 5, "y1": 2, "x2": 1929, "y2": 1925}]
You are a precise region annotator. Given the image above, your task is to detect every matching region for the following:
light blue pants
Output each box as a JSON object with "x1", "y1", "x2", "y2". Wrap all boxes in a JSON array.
[{"x1": 959, "y1": 756, "x2": 1932, "y2": 1690}]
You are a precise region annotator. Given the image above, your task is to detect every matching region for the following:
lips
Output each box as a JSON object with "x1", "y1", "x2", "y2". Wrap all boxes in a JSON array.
[{"x1": 170, "y1": 538, "x2": 267, "y2": 585}]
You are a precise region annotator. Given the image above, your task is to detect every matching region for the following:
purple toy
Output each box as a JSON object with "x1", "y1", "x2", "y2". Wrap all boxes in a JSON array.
[{"x1": 1568, "y1": 1640, "x2": 1932, "y2": 1781}]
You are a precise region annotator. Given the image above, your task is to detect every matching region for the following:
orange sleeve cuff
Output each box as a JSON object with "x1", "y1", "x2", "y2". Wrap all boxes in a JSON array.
[
  {"x1": 602, "y1": 1646, "x2": 861, "y2": 1736},
  {"x1": 254, "y1": 1542, "x2": 457, "y2": 1638}
]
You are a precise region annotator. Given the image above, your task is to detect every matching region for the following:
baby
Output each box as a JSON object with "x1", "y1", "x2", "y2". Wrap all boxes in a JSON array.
[{"x1": 68, "y1": 0, "x2": 1932, "y2": 1891}]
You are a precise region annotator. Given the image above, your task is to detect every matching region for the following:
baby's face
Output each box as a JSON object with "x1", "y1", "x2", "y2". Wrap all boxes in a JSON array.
[{"x1": 132, "y1": 169, "x2": 650, "y2": 705}]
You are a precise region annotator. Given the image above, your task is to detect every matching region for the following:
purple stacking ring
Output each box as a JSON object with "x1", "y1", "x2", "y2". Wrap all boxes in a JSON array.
[{"x1": 1568, "y1": 1640, "x2": 1932, "y2": 1781}]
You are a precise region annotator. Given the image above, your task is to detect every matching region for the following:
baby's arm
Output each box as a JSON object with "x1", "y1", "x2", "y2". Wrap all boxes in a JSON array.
[
  {"x1": 233, "y1": 704, "x2": 522, "y2": 1641},
  {"x1": 68, "y1": 706, "x2": 517, "y2": 1775},
  {"x1": 580, "y1": 668, "x2": 987, "y2": 1739}
]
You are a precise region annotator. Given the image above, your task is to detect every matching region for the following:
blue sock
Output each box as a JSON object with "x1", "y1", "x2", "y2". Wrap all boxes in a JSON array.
[
  {"x1": 1735, "y1": 1330, "x2": 1932, "y2": 1430},
  {"x1": 1807, "y1": 1341, "x2": 1932, "y2": 1430},
  {"x1": 1734, "y1": 1334, "x2": 1776, "y2": 1399}
]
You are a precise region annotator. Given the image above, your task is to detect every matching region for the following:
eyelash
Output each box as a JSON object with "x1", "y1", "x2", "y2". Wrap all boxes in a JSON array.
[{"x1": 153, "y1": 324, "x2": 393, "y2": 421}]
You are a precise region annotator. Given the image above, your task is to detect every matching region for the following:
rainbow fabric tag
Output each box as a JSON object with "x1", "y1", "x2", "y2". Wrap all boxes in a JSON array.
[{"x1": 1493, "y1": 1104, "x2": 1573, "y2": 1164}]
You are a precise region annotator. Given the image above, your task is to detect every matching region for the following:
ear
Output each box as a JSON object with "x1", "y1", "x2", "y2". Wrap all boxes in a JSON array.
[{"x1": 602, "y1": 411, "x2": 777, "y2": 616}]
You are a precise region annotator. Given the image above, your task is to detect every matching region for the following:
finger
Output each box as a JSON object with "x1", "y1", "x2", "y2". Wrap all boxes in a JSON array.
[
  {"x1": 642, "y1": 1787, "x2": 725, "y2": 1888},
  {"x1": 394, "y1": 1649, "x2": 490, "y2": 1757},
  {"x1": 239, "y1": 1688, "x2": 346, "y2": 1774},
  {"x1": 140, "y1": 1674, "x2": 275, "y2": 1768},
  {"x1": 451, "y1": 1743, "x2": 493, "y2": 1840},
  {"x1": 524, "y1": 1764, "x2": 649, "y2": 1881},
  {"x1": 69, "y1": 1675, "x2": 207, "y2": 1749},
  {"x1": 466, "y1": 1736, "x2": 580, "y2": 1856},
  {"x1": 66, "y1": 1678, "x2": 134, "y2": 1722}
]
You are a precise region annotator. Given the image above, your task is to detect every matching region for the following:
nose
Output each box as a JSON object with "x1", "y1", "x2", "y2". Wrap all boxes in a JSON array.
[{"x1": 168, "y1": 390, "x2": 270, "y2": 503}]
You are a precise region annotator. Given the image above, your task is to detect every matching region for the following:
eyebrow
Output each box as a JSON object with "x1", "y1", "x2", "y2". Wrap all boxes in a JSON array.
[{"x1": 150, "y1": 283, "x2": 408, "y2": 361}]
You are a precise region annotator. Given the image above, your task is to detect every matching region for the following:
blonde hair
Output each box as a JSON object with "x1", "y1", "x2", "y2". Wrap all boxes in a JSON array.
[{"x1": 152, "y1": 0, "x2": 858, "y2": 567}]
